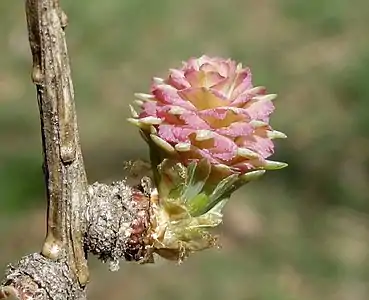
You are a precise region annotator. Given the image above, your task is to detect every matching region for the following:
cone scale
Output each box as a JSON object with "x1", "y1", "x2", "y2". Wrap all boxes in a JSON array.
[{"x1": 128, "y1": 55, "x2": 287, "y2": 262}]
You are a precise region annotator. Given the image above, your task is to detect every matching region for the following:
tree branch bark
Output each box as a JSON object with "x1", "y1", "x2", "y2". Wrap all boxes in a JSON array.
[
  {"x1": 25, "y1": 0, "x2": 89, "y2": 285},
  {"x1": 0, "y1": 179, "x2": 153, "y2": 300},
  {"x1": 0, "y1": 1, "x2": 154, "y2": 299},
  {"x1": 0, "y1": 1, "x2": 90, "y2": 295}
]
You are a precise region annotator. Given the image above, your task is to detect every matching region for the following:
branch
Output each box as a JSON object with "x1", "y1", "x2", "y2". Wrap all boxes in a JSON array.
[
  {"x1": 25, "y1": 0, "x2": 89, "y2": 285},
  {"x1": 0, "y1": 179, "x2": 153, "y2": 300},
  {"x1": 0, "y1": 1, "x2": 155, "y2": 292},
  {"x1": 0, "y1": 254, "x2": 85, "y2": 300},
  {"x1": 0, "y1": 0, "x2": 90, "y2": 298}
]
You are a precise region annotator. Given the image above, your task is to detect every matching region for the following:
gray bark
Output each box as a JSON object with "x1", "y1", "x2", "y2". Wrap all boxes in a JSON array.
[
  {"x1": 0, "y1": 1, "x2": 152, "y2": 299},
  {"x1": 0, "y1": 180, "x2": 152, "y2": 300},
  {"x1": 84, "y1": 181, "x2": 152, "y2": 268}
]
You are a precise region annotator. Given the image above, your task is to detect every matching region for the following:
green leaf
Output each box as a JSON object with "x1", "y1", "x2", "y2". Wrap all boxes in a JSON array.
[
  {"x1": 168, "y1": 182, "x2": 185, "y2": 199},
  {"x1": 192, "y1": 198, "x2": 230, "y2": 227},
  {"x1": 225, "y1": 170, "x2": 266, "y2": 196},
  {"x1": 162, "y1": 201, "x2": 188, "y2": 220},
  {"x1": 207, "y1": 197, "x2": 229, "y2": 216},
  {"x1": 158, "y1": 159, "x2": 184, "y2": 199},
  {"x1": 186, "y1": 192, "x2": 209, "y2": 216},
  {"x1": 148, "y1": 137, "x2": 162, "y2": 189},
  {"x1": 181, "y1": 159, "x2": 211, "y2": 203},
  {"x1": 203, "y1": 174, "x2": 239, "y2": 213}
]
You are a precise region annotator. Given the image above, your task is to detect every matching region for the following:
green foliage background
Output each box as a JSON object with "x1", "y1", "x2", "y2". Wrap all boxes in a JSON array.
[{"x1": 1, "y1": 0, "x2": 369, "y2": 299}]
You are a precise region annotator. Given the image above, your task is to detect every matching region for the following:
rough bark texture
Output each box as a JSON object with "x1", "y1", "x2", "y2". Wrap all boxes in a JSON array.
[
  {"x1": 0, "y1": 0, "x2": 89, "y2": 297},
  {"x1": 1, "y1": 254, "x2": 85, "y2": 300},
  {"x1": 25, "y1": 0, "x2": 89, "y2": 280},
  {"x1": 0, "y1": 0, "x2": 153, "y2": 299},
  {"x1": 85, "y1": 180, "x2": 153, "y2": 270},
  {"x1": 0, "y1": 180, "x2": 151, "y2": 300}
]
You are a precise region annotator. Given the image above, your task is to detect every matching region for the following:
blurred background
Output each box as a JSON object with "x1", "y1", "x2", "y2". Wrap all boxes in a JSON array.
[{"x1": 1, "y1": 0, "x2": 369, "y2": 299}]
